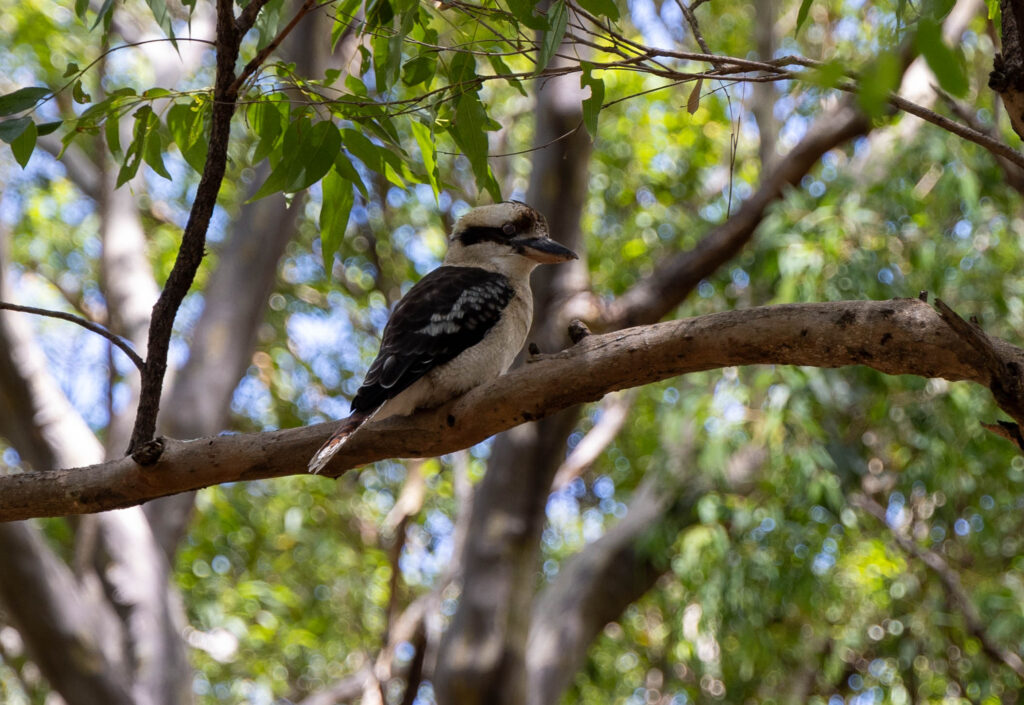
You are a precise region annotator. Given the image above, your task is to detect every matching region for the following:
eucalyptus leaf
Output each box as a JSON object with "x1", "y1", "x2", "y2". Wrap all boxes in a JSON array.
[
  {"x1": 320, "y1": 168, "x2": 355, "y2": 269},
  {"x1": 10, "y1": 121, "x2": 36, "y2": 167},
  {"x1": 0, "y1": 87, "x2": 50, "y2": 117}
]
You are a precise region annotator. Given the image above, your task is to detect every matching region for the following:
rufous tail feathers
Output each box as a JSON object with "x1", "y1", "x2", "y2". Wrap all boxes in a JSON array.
[{"x1": 308, "y1": 411, "x2": 370, "y2": 474}]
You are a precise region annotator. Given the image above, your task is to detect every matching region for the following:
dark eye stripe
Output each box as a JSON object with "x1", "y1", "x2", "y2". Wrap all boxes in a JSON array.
[{"x1": 457, "y1": 212, "x2": 538, "y2": 246}]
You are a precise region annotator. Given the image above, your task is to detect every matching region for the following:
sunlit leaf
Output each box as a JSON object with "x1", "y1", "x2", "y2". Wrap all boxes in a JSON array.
[
  {"x1": 248, "y1": 99, "x2": 285, "y2": 164},
  {"x1": 410, "y1": 119, "x2": 439, "y2": 200},
  {"x1": 537, "y1": 0, "x2": 569, "y2": 73}
]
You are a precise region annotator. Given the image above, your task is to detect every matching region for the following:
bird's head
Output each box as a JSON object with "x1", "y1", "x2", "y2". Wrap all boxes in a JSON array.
[{"x1": 444, "y1": 201, "x2": 577, "y2": 275}]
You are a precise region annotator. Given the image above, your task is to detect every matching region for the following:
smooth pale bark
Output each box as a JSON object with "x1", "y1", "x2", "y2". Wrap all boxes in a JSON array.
[{"x1": 1, "y1": 298, "x2": 1018, "y2": 521}]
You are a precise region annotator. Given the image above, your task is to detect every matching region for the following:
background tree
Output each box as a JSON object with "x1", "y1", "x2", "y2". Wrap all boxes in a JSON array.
[{"x1": 1, "y1": 0, "x2": 1024, "y2": 703}]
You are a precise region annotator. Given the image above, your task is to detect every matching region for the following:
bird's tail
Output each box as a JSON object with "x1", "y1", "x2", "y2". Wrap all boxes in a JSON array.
[{"x1": 308, "y1": 411, "x2": 371, "y2": 474}]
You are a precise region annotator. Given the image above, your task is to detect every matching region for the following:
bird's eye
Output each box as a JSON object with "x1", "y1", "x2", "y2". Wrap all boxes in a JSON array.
[{"x1": 502, "y1": 223, "x2": 516, "y2": 236}]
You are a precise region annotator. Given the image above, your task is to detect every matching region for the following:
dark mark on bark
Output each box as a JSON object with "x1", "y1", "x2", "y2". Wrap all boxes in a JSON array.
[{"x1": 836, "y1": 310, "x2": 857, "y2": 328}]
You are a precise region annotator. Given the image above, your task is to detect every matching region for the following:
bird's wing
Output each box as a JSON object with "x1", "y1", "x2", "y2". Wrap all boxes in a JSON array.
[{"x1": 351, "y1": 266, "x2": 515, "y2": 413}]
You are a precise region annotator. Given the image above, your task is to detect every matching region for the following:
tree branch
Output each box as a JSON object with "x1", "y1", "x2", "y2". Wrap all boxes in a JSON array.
[
  {"x1": 603, "y1": 100, "x2": 870, "y2": 329},
  {"x1": 126, "y1": 0, "x2": 242, "y2": 453},
  {"x1": 0, "y1": 301, "x2": 144, "y2": 371},
  {"x1": 3, "y1": 298, "x2": 1022, "y2": 521}
]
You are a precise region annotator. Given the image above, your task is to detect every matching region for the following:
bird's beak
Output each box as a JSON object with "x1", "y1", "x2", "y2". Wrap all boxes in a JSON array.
[{"x1": 514, "y1": 236, "x2": 578, "y2": 264}]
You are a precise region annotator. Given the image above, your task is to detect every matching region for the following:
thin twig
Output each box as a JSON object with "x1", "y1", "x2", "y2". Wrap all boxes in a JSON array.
[
  {"x1": 0, "y1": 301, "x2": 144, "y2": 371},
  {"x1": 675, "y1": 0, "x2": 714, "y2": 57},
  {"x1": 229, "y1": 0, "x2": 323, "y2": 96}
]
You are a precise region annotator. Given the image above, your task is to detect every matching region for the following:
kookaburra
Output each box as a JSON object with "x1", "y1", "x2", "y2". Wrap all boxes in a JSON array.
[{"x1": 308, "y1": 201, "x2": 577, "y2": 473}]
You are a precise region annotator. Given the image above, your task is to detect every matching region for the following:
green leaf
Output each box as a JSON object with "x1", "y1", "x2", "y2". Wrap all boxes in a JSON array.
[
  {"x1": 345, "y1": 74, "x2": 369, "y2": 97},
  {"x1": 537, "y1": 0, "x2": 569, "y2": 73},
  {"x1": 856, "y1": 51, "x2": 900, "y2": 118},
  {"x1": 447, "y1": 51, "x2": 477, "y2": 89},
  {"x1": 366, "y1": 0, "x2": 393, "y2": 28},
  {"x1": 249, "y1": 99, "x2": 284, "y2": 163},
  {"x1": 372, "y1": 31, "x2": 402, "y2": 94},
  {"x1": 320, "y1": 168, "x2": 355, "y2": 269},
  {"x1": 74, "y1": 0, "x2": 88, "y2": 20},
  {"x1": 117, "y1": 118, "x2": 146, "y2": 186},
  {"x1": 507, "y1": 0, "x2": 547, "y2": 29},
  {"x1": 63, "y1": 62, "x2": 80, "y2": 78},
  {"x1": 916, "y1": 17, "x2": 968, "y2": 97},
  {"x1": 11, "y1": 120, "x2": 37, "y2": 168},
  {"x1": 91, "y1": 0, "x2": 116, "y2": 30},
  {"x1": 450, "y1": 93, "x2": 501, "y2": 201},
  {"x1": 105, "y1": 114, "x2": 122, "y2": 157},
  {"x1": 72, "y1": 80, "x2": 91, "y2": 105},
  {"x1": 576, "y1": 0, "x2": 619, "y2": 21},
  {"x1": 795, "y1": 0, "x2": 814, "y2": 36},
  {"x1": 580, "y1": 62, "x2": 604, "y2": 137},
  {"x1": 0, "y1": 87, "x2": 50, "y2": 117},
  {"x1": 333, "y1": 152, "x2": 367, "y2": 198},
  {"x1": 342, "y1": 128, "x2": 385, "y2": 172},
  {"x1": 254, "y1": 0, "x2": 285, "y2": 51},
  {"x1": 251, "y1": 120, "x2": 342, "y2": 200},
  {"x1": 0, "y1": 117, "x2": 32, "y2": 143},
  {"x1": 36, "y1": 121, "x2": 61, "y2": 136},
  {"x1": 143, "y1": 0, "x2": 178, "y2": 48},
  {"x1": 402, "y1": 55, "x2": 437, "y2": 87},
  {"x1": 117, "y1": 106, "x2": 165, "y2": 187},
  {"x1": 331, "y1": 0, "x2": 362, "y2": 50},
  {"x1": 806, "y1": 59, "x2": 846, "y2": 89},
  {"x1": 487, "y1": 53, "x2": 526, "y2": 96},
  {"x1": 410, "y1": 119, "x2": 439, "y2": 200},
  {"x1": 143, "y1": 124, "x2": 171, "y2": 180}
]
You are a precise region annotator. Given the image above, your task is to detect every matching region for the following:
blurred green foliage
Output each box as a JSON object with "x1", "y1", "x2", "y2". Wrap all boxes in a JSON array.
[{"x1": 1, "y1": 0, "x2": 1023, "y2": 703}]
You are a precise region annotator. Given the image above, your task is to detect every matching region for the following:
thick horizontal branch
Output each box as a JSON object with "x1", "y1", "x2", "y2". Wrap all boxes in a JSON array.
[{"x1": 2, "y1": 298, "x2": 1021, "y2": 521}]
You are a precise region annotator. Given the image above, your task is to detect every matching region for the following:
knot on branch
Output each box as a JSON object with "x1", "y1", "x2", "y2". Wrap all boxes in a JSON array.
[
  {"x1": 131, "y1": 437, "x2": 166, "y2": 466},
  {"x1": 568, "y1": 319, "x2": 592, "y2": 344}
]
